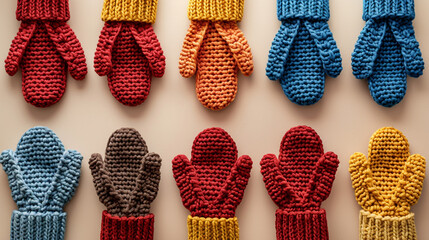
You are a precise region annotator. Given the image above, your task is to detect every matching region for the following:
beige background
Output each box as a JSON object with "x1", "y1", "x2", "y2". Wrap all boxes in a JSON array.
[{"x1": 0, "y1": 0, "x2": 429, "y2": 239}]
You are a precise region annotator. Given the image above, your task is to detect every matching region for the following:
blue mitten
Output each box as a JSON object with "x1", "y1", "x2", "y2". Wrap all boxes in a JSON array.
[
  {"x1": 266, "y1": 0, "x2": 342, "y2": 106},
  {"x1": 352, "y1": 0, "x2": 424, "y2": 107},
  {"x1": 0, "y1": 127, "x2": 82, "y2": 240}
]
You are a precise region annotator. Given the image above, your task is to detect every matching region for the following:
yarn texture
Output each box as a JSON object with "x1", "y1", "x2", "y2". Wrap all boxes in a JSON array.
[
  {"x1": 173, "y1": 127, "x2": 252, "y2": 240},
  {"x1": 266, "y1": 0, "x2": 342, "y2": 106},
  {"x1": 351, "y1": 0, "x2": 424, "y2": 107},
  {"x1": 5, "y1": 0, "x2": 87, "y2": 107},
  {"x1": 179, "y1": 0, "x2": 253, "y2": 111},
  {"x1": 349, "y1": 127, "x2": 426, "y2": 240},
  {"x1": 0, "y1": 126, "x2": 82, "y2": 240},
  {"x1": 261, "y1": 126, "x2": 339, "y2": 240},
  {"x1": 89, "y1": 128, "x2": 161, "y2": 240},
  {"x1": 94, "y1": 0, "x2": 166, "y2": 106}
]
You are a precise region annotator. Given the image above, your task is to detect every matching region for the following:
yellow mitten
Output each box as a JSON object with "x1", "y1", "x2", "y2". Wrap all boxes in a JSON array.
[{"x1": 349, "y1": 127, "x2": 426, "y2": 240}]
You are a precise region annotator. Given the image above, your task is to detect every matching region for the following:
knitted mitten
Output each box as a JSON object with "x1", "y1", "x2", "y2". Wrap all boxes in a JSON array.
[
  {"x1": 0, "y1": 127, "x2": 82, "y2": 240},
  {"x1": 89, "y1": 128, "x2": 161, "y2": 240},
  {"x1": 261, "y1": 126, "x2": 339, "y2": 240},
  {"x1": 266, "y1": 0, "x2": 342, "y2": 106},
  {"x1": 5, "y1": 0, "x2": 87, "y2": 107},
  {"x1": 173, "y1": 127, "x2": 252, "y2": 240},
  {"x1": 349, "y1": 127, "x2": 426, "y2": 240},
  {"x1": 94, "y1": 0, "x2": 165, "y2": 106},
  {"x1": 351, "y1": 0, "x2": 424, "y2": 107},
  {"x1": 179, "y1": 0, "x2": 254, "y2": 111}
]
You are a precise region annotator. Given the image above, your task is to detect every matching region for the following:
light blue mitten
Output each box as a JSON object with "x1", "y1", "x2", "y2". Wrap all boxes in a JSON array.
[
  {"x1": 0, "y1": 127, "x2": 82, "y2": 240},
  {"x1": 352, "y1": 0, "x2": 424, "y2": 107},
  {"x1": 266, "y1": 0, "x2": 342, "y2": 106}
]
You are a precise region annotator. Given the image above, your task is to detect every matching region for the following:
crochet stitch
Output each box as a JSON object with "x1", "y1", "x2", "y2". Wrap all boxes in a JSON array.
[
  {"x1": 261, "y1": 126, "x2": 339, "y2": 240},
  {"x1": 179, "y1": 0, "x2": 253, "y2": 111},
  {"x1": 5, "y1": 0, "x2": 87, "y2": 107},
  {"x1": 0, "y1": 126, "x2": 82, "y2": 240},
  {"x1": 173, "y1": 127, "x2": 252, "y2": 240},
  {"x1": 89, "y1": 128, "x2": 161, "y2": 240},
  {"x1": 94, "y1": 0, "x2": 165, "y2": 106},
  {"x1": 266, "y1": 0, "x2": 342, "y2": 106},
  {"x1": 351, "y1": 0, "x2": 424, "y2": 107},
  {"x1": 349, "y1": 127, "x2": 426, "y2": 240}
]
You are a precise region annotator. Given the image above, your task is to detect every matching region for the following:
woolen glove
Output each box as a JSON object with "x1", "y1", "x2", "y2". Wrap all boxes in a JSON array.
[
  {"x1": 89, "y1": 128, "x2": 161, "y2": 240},
  {"x1": 173, "y1": 127, "x2": 252, "y2": 240},
  {"x1": 351, "y1": 0, "x2": 424, "y2": 107},
  {"x1": 0, "y1": 126, "x2": 82, "y2": 240},
  {"x1": 94, "y1": 0, "x2": 166, "y2": 106},
  {"x1": 5, "y1": 0, "x2": 87, "y2": 107},
  {"x1": 349, "y1": 127, "x2": 426, "y2": 240},
  {"x1": 261, "y1": 126, "x2": 339, "y2": 240},
  {"x1": 179, "y1": 0, "x2": 254, "y2": 111},
  {"x1": 266, "y1": 0, "x2": 342, "y2": 106}
]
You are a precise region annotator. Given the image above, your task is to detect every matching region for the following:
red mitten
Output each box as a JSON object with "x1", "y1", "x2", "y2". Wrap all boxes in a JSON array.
[
  {"x1": 94, "y1": 0, "x2": 166, "y2": 106},
  {"x1": 5, "y1": 0, "x2": 87, "y2": 107},
  {"x1": 261, "y1": 126, "x2": 339, "y2": 240},
  {"x1": 173, "y1": 127, "x2": 252, "y2": 240}
]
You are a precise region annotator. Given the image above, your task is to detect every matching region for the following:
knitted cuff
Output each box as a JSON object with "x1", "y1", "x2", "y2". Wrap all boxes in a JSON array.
[
  {"x1": 101, "y1": 211, "x2": 155, "y2": 240},
  {"x1": 187, "y1": 0, "x2": 244, "y2": 21},
  {"x1": 359, "y1": 210, "x2": 416, "y2": 240},
  {"x1": 16, "y1": 0, "x2": 70, "y2": 21},
  {"x1": 101, "y1": 0, "x2": 158, "y2": 23},
  {"x1": 10, "y1": 210, "x2": 66, "y2": 240},
  {"x1": 275, "y1": 209, "x2": 329, "y2": 240},
  {"x1": 363, "y1": 0, "x2": 415, "y2": 21},
  {"x1": 187, "y1": 215, "x2": 239, "y2": 240},
  {"x1": 277, "y1": 0, "x2": 330, "y2": 21}
]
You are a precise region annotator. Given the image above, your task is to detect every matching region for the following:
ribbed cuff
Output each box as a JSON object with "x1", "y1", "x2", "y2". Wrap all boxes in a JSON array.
[
  {"x1": 359, "y1": 210, "x2": 417, "y2": 240},
  {"x1": 100, "y1": 211, "x2": 154, "y2": 240},
  {"x1": 277, "y1": 0, "x2": 330, "y2": 21},
  {"x1": 101, "y1": 0, "x2": 158, "y2": 23},
  {"x1": 363, "y1": 0, "x2": 415, "y2": 20},
  {"x1": 10, "y1": 210, "x2": 66, "y2": 240},
  {"x1": 16, "y1": 0, "x2": 70, "y2": 21},
  {"x1": 187, "y1": 0, "x2": 244, "y2": 21},
  {"x1": 275, "y1": 209, "x2": 329, "y2": 240},
  {"x1": 187, "y1": 215, "x2": 239, "y2": 240}
]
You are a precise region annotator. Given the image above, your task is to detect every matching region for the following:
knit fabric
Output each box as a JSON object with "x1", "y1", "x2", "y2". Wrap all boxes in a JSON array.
[
  {"x1": 266, "y1": 0, "x2": 342, "y2": 106},
  {"x1": 188, "y1": 0, "x2": 244, "y2": 21},
  {"x1": 179, "y1": 0, "x2": 253, "y2": 111},
  {"x1": 187, "y1": 216, "x2": 239, "y2": 240},
  {"x1": 349, "y1": 127, "x2": 426, "y2": 240},
  {"x1": 260, "y1": 126, "x2": 339, "y2": 240},
  {"x1": 0, "y1": 126, "x2": 82, "y2": 240},
  {"x1": 173, "y1": 127, "x2": 252, "y2": 239},
  {"x1": 5, "y1": 0, "x2": 87, "y2": 108},
  {"x1": 101, "y1": 0, "x2": 159, "y2": 23},
  {"x1": 351, "y1": 0, "x2": 424, "y2": 107},
  {"x1": 89, "y1": 128, "x2": 161, "y2": 240},
  {"x1": 94, "y1": 0, "x2": 165, "y2": 106}
]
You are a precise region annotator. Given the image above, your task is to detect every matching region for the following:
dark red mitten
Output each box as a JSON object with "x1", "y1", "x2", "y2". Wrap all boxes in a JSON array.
[
  {"x1": 261, "y1": 126, "x2": 339, "y2": 240},
  {"x1": 5, "y1": 0, "x2": 87, "y2": 107},
  {"x1": 94, "y1": 0, "x2": 166, "y2": 106},
  {"x1": 173, "y1": 127, "x2": 252, "y2": 240}
]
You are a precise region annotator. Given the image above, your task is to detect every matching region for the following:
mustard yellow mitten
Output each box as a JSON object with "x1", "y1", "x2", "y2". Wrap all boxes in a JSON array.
[{"x1": 349, "y1": 127, "x2": 426, "y2": 240}]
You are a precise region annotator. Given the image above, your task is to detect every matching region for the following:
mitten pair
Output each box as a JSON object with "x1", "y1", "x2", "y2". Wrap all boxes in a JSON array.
[
  {"x1": 89, "y1": 128, "x2": 161, "y2": 240},
  {"x1": 179, "y1": 0, "x2": 254, "y2": 110},
  {"x1": 94, "y1": 0, "x2": 166, "y2": 106},
  {"x1": 261, "y1": 126, "x2": 339, "y2": 240},
  {"x1": 5, "y1": 0, "x2": 87, "y2": 107},
  {"x1": 173, "y1": 128, "x2": 253, "y2": 239},
  {"x1": 267, "y1": 0, "x2": 342, "y2": 106},
  {"x1": 352, "y1": 0, "x2": 424, "y2": 107},
  {"x1": 0, "y1": 127, "x2": 83, "y2": 240},
  {"x1": 350, "y1": 127, "x2": 426, "y2": 240}
]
